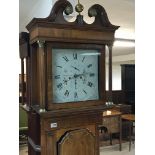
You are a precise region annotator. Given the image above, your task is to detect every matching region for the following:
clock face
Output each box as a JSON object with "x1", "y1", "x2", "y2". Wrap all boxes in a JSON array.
[{"x1": 52, "y1": 48, "x2": 100, "y2": 103}]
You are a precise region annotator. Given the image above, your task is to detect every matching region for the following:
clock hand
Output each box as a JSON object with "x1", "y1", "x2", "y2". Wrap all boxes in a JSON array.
[
  {"x1": 71, "y1": 66, "x2": 80, "y2": 72},
  {"x1": 65, "y1": 73, "x2": 85, "y2": 82},
  {"x1": 65, "y1": 75, "x2": 77, "y2": 82},
  {"x1": 62, "y1": 75, "x2": 79, "y2": 85},
  {"x1": 70, "y1": 73, "x2": 87, "y2": 84}
]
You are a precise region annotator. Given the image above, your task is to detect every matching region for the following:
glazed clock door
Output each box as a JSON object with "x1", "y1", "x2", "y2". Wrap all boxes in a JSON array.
[
  {"x1": 47, "y1": 43, "x2": 106, "y2": 110},
  {"x1": 52, "y1": 48, "x2": 99, "y2": 103}
]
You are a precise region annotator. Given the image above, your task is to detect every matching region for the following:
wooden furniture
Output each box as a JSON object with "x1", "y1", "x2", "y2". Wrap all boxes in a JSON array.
[
  {"x1": 106, "y1": 90, "x2": 125, "y2": 104},
  {"x1": 121, "y1": 64, "x2": 135, "y2": 114},
  {"x1": 113, "y1": 104, "x2": 132, "y2": 114},
  {"x1": 99, "y1": 110, "x2": 122, "y2": 150},
  {"x1": 121, "y1": 114, "x2": 135, "y2": 151},
  {"x1": 112, "y1": 104, "x2": 132, "y2": 140},
  {"x1": 19, "y1": 0, "x2": 119, "y2": 155}
]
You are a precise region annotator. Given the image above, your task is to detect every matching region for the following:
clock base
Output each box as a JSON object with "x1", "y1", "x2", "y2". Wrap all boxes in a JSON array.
[{"x1": 28, "y1": 106, "x2": 106, "y2": 155}]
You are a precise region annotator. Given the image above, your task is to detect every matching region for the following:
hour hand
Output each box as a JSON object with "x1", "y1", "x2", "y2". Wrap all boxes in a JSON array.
[{"x1": 71, "y1": 66, "x2": 80, "y2": 71}]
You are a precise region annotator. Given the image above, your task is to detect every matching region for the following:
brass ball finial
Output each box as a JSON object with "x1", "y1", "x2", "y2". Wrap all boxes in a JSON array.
[{"x1": 75, "y1": 0, "x2": 84, "y2": 15}]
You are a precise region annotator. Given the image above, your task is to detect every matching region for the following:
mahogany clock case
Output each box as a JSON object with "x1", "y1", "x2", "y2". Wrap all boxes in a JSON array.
[{"x1": 19, "y1": 1, "x2": 120, "y2": 155}]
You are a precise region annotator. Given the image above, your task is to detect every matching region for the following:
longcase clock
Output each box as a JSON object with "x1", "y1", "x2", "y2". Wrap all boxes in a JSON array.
[{"x1": 19, "y1": 0, "x2": 119, "y2": 155}]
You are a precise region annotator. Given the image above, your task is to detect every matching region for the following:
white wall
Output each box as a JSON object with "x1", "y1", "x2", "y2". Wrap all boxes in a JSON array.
[
  {"x1": 106, "y1": 54, "x2": 135, "y2": 90},
  {"x1": 19, "y1": 0, "x2": 77, "y2": 32},
  {"x1": 112, "y1": 64, "x2": 122, "y2": 90},
  {"x1": 106, "y1": 64, "x2": 122, "y2": 90}
]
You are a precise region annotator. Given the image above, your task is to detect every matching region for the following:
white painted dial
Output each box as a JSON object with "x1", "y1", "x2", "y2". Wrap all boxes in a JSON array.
[{"x1": 52, "y1": 48, "x2": 100, "y2": 103}]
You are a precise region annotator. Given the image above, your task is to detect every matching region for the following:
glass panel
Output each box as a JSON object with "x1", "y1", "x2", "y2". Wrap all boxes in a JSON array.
[{"x1": 52, "y1": 48, "x2": 100, "y2": 103}]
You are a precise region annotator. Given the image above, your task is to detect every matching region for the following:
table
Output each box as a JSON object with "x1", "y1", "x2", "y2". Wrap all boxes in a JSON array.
[
  {"x1": 99, "y1": 110, "x2": 122, "y2": 150},
  {"x1": 121, "y1": 114, "x2": 135, "y2": 151}
]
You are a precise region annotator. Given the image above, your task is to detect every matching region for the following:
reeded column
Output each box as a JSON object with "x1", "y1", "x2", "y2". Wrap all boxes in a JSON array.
[{"x1": 37, "y1": 40, "x2": 46, "y2": 113}]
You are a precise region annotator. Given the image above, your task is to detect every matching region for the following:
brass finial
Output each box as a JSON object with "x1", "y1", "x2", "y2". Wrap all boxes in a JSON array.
[{"x1": 75, "y1": 0, "x2": 84, "y2": 15}]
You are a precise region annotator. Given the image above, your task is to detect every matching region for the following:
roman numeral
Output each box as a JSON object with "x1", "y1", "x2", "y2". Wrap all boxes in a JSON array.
[
  {"x1": 56, "y1": 66, "x2": 62, "y2": 68},
  {"x1": 82, "y1": 56, "x2": 85, "y2": 62},
  {"x1": 63, "y1": 78, "x2": 68, "y2": 85},
  {"x1": 63, "y1": 56, "x2": 69, "y2": 62},
  {"x1": 55, "y1": 75, "x2": 60, "y2": 79},
  {"x1": 74, "y1": 92, "x2": 78, "y2": 99},
  {"x1": 73, "y1": 53, "x2": 77, "y2": 60},
  {"x1": 64, "y1": 90, "x2": 69, "y2": 97},
  {"x1": 89, "y1": 73, "x2": 95, "y2": 77},
  {"x1": 57, "y1": 83, "x2": 63, "y2": 90},
  {"x1": 88, "y1": 82, "x2": 93, "y2": 87},
  {"x1": 87, "y1": 64, "x2": 92, "y2": 68},
  {"x1": 83, "y1": 90, "x2": 87, "y2": 95}
]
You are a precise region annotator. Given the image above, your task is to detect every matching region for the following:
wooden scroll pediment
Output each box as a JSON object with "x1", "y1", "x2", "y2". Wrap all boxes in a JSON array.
[{"x1": 26, "y1": 0, "x2": 119, "y2": 31}]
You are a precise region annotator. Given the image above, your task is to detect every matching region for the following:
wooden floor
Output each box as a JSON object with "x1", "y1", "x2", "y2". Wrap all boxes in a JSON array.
[{"x1": 19, "y1": 142, "x2": 135, "y2": 155}]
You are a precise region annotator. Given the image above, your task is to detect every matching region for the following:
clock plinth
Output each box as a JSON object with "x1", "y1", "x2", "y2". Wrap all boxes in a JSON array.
[{"x1": 19, "y1": 0, "x2": 119, "y2": 155}]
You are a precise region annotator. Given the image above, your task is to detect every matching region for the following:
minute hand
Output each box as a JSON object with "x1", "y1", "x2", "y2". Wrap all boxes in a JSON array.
[{"x1": 71, "y1": 66, "x2": 80, "y2": 71}]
